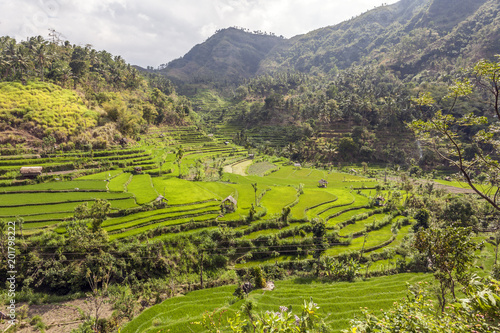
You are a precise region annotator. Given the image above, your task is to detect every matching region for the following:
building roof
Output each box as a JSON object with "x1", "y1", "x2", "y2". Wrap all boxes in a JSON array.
[
  {"x1": 222, "y1": 195, "x2": 237, "y2": 206},
  {"x1": 319, "y1": 179, "x2": 328, "y2": 184}
]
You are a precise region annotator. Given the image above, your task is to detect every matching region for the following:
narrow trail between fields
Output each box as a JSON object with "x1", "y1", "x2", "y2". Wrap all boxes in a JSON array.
[{"x1": 223, "y1": 159, "x2": 253, "y2": 176}]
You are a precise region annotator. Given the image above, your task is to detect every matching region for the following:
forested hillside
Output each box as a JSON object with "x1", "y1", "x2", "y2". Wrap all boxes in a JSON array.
[
  {"x1": 147, "y1": 0, "x2": 500, "y2": 167},
  {"x1": 0, "y1": 36, "x2": 193, "y2": 152}
]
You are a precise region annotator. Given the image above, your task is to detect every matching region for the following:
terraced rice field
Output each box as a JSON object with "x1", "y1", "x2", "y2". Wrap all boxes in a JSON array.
[
  {"x1": 3, "y1": 124, "x2": 492, "y2": 332},
  {"x1": 1, "y1": 125, "x2": 411, "y2": 267},
  {"x1": 121, "y1": 273, "x2": 433, "y2": 333},
  {"x1": 3, "y1": 127, "x2": 417, "y2": 277}
]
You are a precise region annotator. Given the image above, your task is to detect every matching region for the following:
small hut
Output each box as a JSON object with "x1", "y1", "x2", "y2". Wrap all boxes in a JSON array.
[
  {"x1": 20, "y1": 166, "x2": 43, "y2": 178},
  {"x1": 221, "y1": 195, "x2": 237, "y2": 213},
  {"x1": 374, "y1": 196, "x2": 386, "y2": 206},
  {"x1": 154, "y1": 195, "x2": 168, "y2": 208},
  {"x1": 293, "y1": 162, "x2": 301, "y2": 169},
  {"x1": 319, "y1": 179, "x2": 328, "y2": 188},
  {"x1": 134, "y1": 166, "x2": 143, "y2": 174},
  {"x1": 248, "y1": 153, "x2": 255, "y2": 159}
]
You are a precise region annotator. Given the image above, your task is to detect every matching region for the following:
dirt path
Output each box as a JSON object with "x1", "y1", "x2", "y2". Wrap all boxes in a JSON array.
[
  {"x1": 223, "y1": 159, "x2": 253, "y2": 176},
  {"x1": 0, "y1": 298, "x2": 114, "y2": 333},
  {"x1": 385, "y1": 177, "x2": 475, "y2": 194}
]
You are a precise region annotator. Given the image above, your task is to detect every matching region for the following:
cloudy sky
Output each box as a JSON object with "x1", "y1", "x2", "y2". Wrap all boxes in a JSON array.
[{"x1": 0, "y1": 0, "x2": 398, "y2": 68}]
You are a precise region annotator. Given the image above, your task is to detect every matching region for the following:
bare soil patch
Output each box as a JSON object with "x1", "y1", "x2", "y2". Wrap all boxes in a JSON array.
[{"x1": 0, "y1": 298, "x2": 114, "y2": 333}]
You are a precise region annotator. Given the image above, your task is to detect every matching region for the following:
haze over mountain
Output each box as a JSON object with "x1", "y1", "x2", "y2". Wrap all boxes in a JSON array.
[{"x1": 157, "y1": 0, "x2": 500, "y2": 86}]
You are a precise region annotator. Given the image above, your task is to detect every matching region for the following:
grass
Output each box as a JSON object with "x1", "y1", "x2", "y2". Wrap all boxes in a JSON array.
[
  {"x1": 0, "y1": 180, "x2": 107, "y2": 192},
  {"x1": 77, "y1": 169, "x2": 123, "y2": 180},
  {"x1": 0, "y1": 81, "x2": 97, "y2": 137},
  {"x1": 0, "y1": 191, "x2": 132, "y2": 206},
  {"x1": 127, "y1": 174, "x2": 159, "y2": 204},
  {"x1": 247, "y1": 161, "x2": 278, "y2": 176},
  {"x1": 121, "y1": 273, "x2": 433, "y2": 333},
  {"x1": 259, "y1": 186, "x2": 297, "y2": 215},
  {"x1": 109, "y1": 172, "x2": 132, "y2": 192},
  {"x1": 290, "y1": 189, "x2": 338, "y2": 220},
  {"x1": 152, "y1": 177, "x2": 218, "y2": 205},
  {"x1": 337, "y1": 213, "x2": 389, "y2": 236}
]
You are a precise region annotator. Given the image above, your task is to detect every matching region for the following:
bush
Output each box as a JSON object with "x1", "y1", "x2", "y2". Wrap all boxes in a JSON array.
[{"x1": 253, "y1": 266, "x2": 266, "y2": 289}]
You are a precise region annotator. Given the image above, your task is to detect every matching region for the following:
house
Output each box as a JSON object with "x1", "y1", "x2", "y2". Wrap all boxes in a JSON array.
[
  {"x1": 293, "y1": 162, "x2": 301, "y2": 169},
  {"x1": 20, "y1": 166, "x2": 43, "y2": 178},
  {"x1": 248, "y1": 153, "x2": 254, "y2": 159},
  {"x1": 134, "y1": 166, "x2": 142, "y2": 174},
  {"x1": 319, "y1": 179, "x2": 328, "y2": 188},
  {"x1": 221, "y1": 195, "x2": 237, "y2": 213},
  {"x1": 374, "y1": 196, "x2": 386, "y2": 206}
]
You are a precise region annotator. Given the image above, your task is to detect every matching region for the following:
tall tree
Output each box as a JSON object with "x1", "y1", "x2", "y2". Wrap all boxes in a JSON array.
[{"x1": 410, "y1": 57, "x2": 500, "y2": 213}]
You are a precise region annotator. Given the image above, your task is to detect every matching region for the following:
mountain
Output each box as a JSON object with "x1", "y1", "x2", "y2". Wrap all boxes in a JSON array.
[
  {"x1": 160, "y1": 28, "x2": 285, "y2": 85},
  {"x1": 158, "y1": 0, "x2": 500, "y2": 85},
  {"x1": 261, "y1": 0, "x2": 499, "y2": 76}
]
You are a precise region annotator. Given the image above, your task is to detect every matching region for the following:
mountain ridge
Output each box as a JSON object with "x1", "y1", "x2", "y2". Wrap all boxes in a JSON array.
[{"x1": 156, "y1": 0, "x2": 500, "y2": 87}]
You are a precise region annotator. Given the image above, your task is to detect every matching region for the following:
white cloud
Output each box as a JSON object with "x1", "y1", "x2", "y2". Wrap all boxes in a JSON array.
[{"x1": 0, "y1": 0, "x2": 399, "y2": 67}]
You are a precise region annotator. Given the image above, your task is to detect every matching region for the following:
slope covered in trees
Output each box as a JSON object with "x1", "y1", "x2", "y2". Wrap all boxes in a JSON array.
[
  {"x1": 0, "y1": 36, "x2": 193, "y2": 151},
  {"x1": 147, "y1": 0, "x2": 500, "y2": 167}
]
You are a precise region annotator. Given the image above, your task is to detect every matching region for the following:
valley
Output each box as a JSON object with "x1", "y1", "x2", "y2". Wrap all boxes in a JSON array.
[{"x1": 1, "y1": 0, "x2": 500, "y2": 332}]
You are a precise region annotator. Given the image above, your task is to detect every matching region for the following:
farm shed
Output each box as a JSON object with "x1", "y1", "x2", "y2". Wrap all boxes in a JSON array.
[
  {"x1": 20, "y1": 166, "x2": 43, "y2": 178},
  {"x1": 134, "y1": 166, "x2": 143, "y2": 174},
  {"x1": 319, "y1": 179, "x2": 328, "y2": 188},
  {"x1": 221, "y1": 195, "x2": 237, "y2": 213}
]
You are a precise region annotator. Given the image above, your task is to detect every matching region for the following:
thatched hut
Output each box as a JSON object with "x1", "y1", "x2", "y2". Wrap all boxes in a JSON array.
[
  {"x1": 221, "y1": 195, "x2": 237, "y2": 213},
  {"x1": 319, "y1": 179, "x2": 328, "y2": 188},
  {"x1": 154, "y1": 195, "x2": 168, "y2": 208},
  {"x1": 134, "y1": 166, "x2": 143, "y2": 174},
  {"x1": 20, "y1": 166, "x2": 43, "y2": 178}
]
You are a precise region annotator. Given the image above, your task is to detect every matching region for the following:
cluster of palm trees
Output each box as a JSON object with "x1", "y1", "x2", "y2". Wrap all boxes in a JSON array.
[{"x1": 0, "y1": 35, "x2": 141, "y2": 90}]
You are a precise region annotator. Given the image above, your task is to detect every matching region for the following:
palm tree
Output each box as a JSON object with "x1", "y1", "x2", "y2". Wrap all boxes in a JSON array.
[
  {"x1": 35, "y1": 43, "x2": 49, "y2": 81},
  {"x1": 176, "y1": 146, "x2": 184, "y2": 178},
  {"x1": 251, "y1": 183, "x2": 258, "y2": 206}
]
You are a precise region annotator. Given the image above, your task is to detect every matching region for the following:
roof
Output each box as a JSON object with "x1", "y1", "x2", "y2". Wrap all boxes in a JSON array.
[
  {"x1": 319, "y1": 179, "x2": 328, "y2": 184},
  {"x1": 155, "y1": 195, "x2": 167, "y2": 202},
  {"x1": 20, "y1": 166, "x2": 43, "y2": 174},
  {"x1": 222, "y1": 195, "x2": 237, "y2": 206}
]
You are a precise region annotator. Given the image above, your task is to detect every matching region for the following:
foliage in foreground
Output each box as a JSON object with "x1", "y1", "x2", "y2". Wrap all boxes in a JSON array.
[
  {"x1": 195, "y1": 298, "x2": 329, "y2": 333},
  {"x1": 347, "y1": 276, "x2": 500, "y2": 333}
]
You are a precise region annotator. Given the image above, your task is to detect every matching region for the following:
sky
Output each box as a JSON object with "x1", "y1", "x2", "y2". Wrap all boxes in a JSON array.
[{"x1": 0, "y1": 0, "x2": 399, "y2": 68}]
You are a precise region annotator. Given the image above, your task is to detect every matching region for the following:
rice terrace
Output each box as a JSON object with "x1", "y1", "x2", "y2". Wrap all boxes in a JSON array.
[{"x1": 2, "y1": 0, "x2": 500, "y2": 332}]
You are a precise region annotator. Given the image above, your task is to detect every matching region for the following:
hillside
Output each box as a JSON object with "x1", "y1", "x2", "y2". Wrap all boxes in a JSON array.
[
  {"x1": 0, "y1": 36, "x2": 193, "y2": 152},
  {"x1": 146, "y1": 0, "x2": 500, "y2": 167},
  {"x1": 261, "y1": 0, "x2": 500, "y2": 76},
  {"x1": 157, "y1": 0, "x2": 500, "y2": 84},
  {"x1": 160, "y1": 27, "x2": 286, "y2": 86}
]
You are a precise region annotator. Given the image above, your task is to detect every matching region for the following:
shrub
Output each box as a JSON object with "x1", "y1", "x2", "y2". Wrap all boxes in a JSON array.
[{"x1": 253, "y1": 266, "x2": 266, "y2": 289}]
